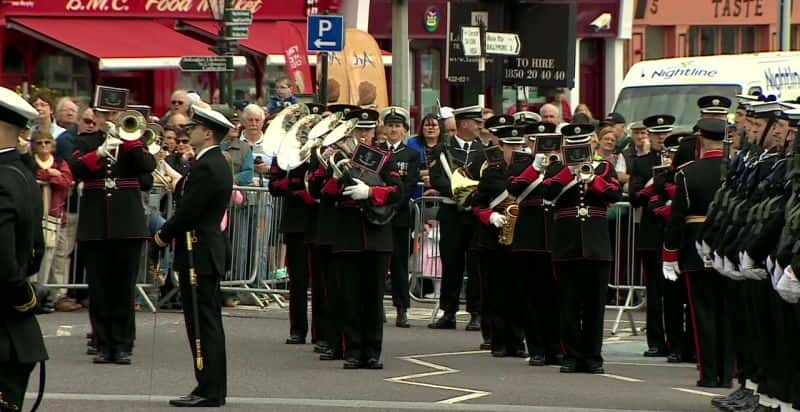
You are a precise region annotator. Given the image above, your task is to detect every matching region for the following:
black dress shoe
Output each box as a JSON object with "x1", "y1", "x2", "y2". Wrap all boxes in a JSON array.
[
  {"x1": 697, "y1": 378, "x2": 719, "y2": 388},
  {"x1": 364, "y1": 358, "x2": 383, "y2": 369},
  {"x1": 528, "y1": 355, "x2": 546, "y2": 366},
  {"x1": 479, "y1": 341, "x2": 492, "y2": 350},
  {"x1": 114, "y1": 352, "x2": 132, "y2": 365},
  {"x1": 319, "y1": 349, "x2": 343, "y2": 361},
  {"x1": 169, "y1": 394, "x2": 223, "y2": 407},
  {"x1": 667, "y1": 353, "x2": 682, "y2": 363},
  {"x1": 313, "y1": 342, "x2": 330, "y2": 353},
  {"x1": 92, "y1": 352, "x2": 114, "y2": 364},
  {"x1": 343, "y1": 358, "x2": 362, "y2": 369},
  {"x1": 285, "y1": 335, "x2": 306, "y2": 344},
  {"x1": 491, "y1": 347, "x2": 508, "y2": 357},
  {"x1": 586, "y1": 363, "x2": 605, "y2": 374},
  {"x1": 86, "y1": 346, "x2": 98, "y2": 356},
  {"x1": 396, "y1": 308, "x2": 410, "y2": 328},
  {"x1": 428, "y1": 314, "x2": 456, "y2": 329},
  {"x1": 560, "y1": 362, "x2": 577, "y2": 373},
  {"x1": 546, "y1": 354, "x2": 564, "y2": 366},
  {"x1": 465, "y1": 313, "x2": 481, "y2": 331},
  {"x1": 511, "y1": 348, "x2": 529, "y2": 358},
  {"x1": 643, "y1": 347, "x2": 668, "y2": 357}
]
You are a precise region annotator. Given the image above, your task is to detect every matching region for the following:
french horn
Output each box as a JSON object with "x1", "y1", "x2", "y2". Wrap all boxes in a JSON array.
[{"x1": 260, "y1": 103, "x2": 310, "y2": 156}]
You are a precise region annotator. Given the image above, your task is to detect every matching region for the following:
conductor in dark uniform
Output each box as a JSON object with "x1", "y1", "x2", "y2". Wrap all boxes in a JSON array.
[
  {"x1": 155, "y1": 105, "x2": 234, "y2": 407},
  {"x1": 380, "y1": 106, "x2": 420, "y2": 328},
  {"x1": 662, "y1": 118, "x2": 732, "y2": 388},
  {"x1": 428, "y1": 105, "x2": 486, "y2": 330},
  {"x1": 72, "y1": 97, "x2": 156, "y2": 365},
  {"x1": 0, "y1": 87, "x2": 48, "y2": 412},
  {"x1": 541, "y1": 124, "x2": 622, "y2": 374}
]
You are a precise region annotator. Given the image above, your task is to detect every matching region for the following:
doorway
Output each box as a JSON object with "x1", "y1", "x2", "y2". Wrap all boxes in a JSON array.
[{"x1": 579, "y1": 38, "x2": 605, "y2": 117}]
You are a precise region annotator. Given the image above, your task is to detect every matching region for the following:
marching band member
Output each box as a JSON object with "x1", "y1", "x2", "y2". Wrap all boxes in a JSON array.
[
  {"x1": 471, "y1": 126, "x2": 528, "y2": 358},
  {"x1": 663, "y1": 118, "x2": 731, "y2": 388},
  {"x1": 628, "y1": 114, "x2": 675, "y2": 359},
  {"x1": 154, "y1": 105, "x2": 234, "y2": 407},
  {"x1": 541, "y1": 123, "x2": 622, "y2": 374},
  {"x1": 429, "y1": 105, "x2": 486, "y2": 331},
  {"x1": 319, "y1": 109, "x2": 403, "y2": 370},
  {"x1": 379, "y1": 106, "x2": 420, "y2": 328},
  {"x1": 71, "y1": 95, "x2": 155, "y2": 365},
  {"x1": 0, "y1": 87, "x2": 48, "y2": 412},
  {"x1": 508, "y1": 122, "x2": 563, "y2": 366}
]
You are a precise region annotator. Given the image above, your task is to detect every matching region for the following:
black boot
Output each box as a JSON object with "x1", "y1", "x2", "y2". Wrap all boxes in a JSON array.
[
  {"x1": 465, "y1": 313, "x2": 481, "y2": 331},
  {"x1": 396, "y1": 308, "x2": 410, "y2": 328},
  {"x1": 428, "y1": 312, "x2": 456, "y2": 329}
]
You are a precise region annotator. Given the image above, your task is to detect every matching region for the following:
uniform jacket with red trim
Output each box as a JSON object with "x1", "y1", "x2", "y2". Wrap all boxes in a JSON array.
[
  {"x1": 70, "y1": 131, "x2": 155, "y2": 241},
  {"x1": 507, "y1": 160, "x2": 559, "y2": 253},
  {"x1": 541, "y1": 161, "x2": 622, "y2": 261},
  {"x1": 267, "y1": 157, "x2": 317, "y2": 235}
]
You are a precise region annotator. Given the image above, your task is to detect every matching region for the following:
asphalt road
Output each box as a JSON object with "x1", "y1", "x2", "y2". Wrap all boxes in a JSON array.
[{"x1": 26, "y1": 304, "x2": 725, "y2": 411}]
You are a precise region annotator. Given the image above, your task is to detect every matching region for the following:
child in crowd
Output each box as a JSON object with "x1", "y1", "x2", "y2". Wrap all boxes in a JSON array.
[{"x1": 267, "y1": 76, "x2": 299, "y2": 114}]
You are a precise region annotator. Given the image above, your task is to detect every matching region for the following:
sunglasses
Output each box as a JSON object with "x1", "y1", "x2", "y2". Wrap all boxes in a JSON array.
[
  {"x1": 34, "y1": 140, "x2": 53, "y2": 145},
  {"x1": 82, "y1": 118, "x2": 95, "y2": 125},
  {"x1": 172, "y1": 100, "x2": 185, "y2": 105},
  {"x1": 177, "y1": 139, "x2": 190, "y2": 144}
]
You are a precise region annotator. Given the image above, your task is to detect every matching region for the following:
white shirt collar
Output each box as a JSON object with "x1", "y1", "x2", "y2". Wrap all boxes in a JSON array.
[
  {"x1": 240, "y1": 131, "x2": 262, "y2": 146},
  {"x1": 454, "y1": 136, "x2": 473, "y2": 149},
  {"x1": 196, "y1": 145, "x2": 219, "y2": 161},
  {"x1": 390, "y1": 141, "x2": 402, "y2": 151}
]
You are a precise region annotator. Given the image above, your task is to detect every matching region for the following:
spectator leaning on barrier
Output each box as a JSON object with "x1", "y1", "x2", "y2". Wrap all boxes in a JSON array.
[
  {"x1": 29, "y1": 93, "x2": 66, "y2": 141},
  {"x1": 216, "y1": 105, "x2": 254, "y2": 186},
  {"x1": 31, "y1": 129, "x2": 79, "y2": 312},
  {"x1": 407, "y1": 113, "x2": 441, "y2": 197},
  {"x1": 240, "y1": 104, "x2": 268, "y2": 185}
]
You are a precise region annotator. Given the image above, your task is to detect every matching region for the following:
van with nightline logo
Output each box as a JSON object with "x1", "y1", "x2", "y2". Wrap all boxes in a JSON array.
[{"x1": 612, "y1": 52, "x2": 800, "y2": 129}]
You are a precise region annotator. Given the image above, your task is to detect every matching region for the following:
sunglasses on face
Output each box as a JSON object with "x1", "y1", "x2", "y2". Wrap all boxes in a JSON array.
[
  {"x1": 82, "y1": 118, "x2": 95, "y2": 125},
  {"x1": 172, "y1": 100, "x2": 185, "y2": 105},
  {"x1": 34, "y1": 140, "x2": 53, "y2": 146},
  {"x1": 177, "y1": 139, "x2": 190, "y2": 144}
]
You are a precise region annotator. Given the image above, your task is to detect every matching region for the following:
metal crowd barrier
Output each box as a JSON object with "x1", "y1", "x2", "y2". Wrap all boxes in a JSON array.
[
  {"x1": 409, "y1": 196, "x2": 453, "y2": 322},
  {"x1": 606, "y1": 201, "x2": 643, "y2": 336}
]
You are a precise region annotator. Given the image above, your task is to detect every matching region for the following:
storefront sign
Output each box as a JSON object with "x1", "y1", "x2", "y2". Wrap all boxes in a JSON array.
[
  {"x1": 445, "y1": 0, "x2": 495, "y2": 84},
  {"x1": 424, "y1": 6, "x2": 440, "y2": 32},
  {"x1": 637, "y1": 0, "x2": 778, "y2": 25},
  {"x1": 503, "y1": 3, "x2": 575, "y2": 87},
  {"x1": 6, "y1": 0, "x2": 306, "y2": 19},
  {"x1": 178, "y1": 56, "x2": 234, "y2": 72}
]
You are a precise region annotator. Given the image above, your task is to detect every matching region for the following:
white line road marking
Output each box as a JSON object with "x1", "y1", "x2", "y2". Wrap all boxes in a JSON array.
[
  {"x1": 387, "y1": 352, "x2": 492, "y2": 404},
  {"x1": 599, "y1": 373, "x2": 644, "y2": 383},
  {"x1": 604, "y1": 361, "x2": 695, "y2": 368},
  {"x1": 56, "y1": 325, "x2": 73, "y2": 337},
  {"x1": 672, "y1": 387, "x2": 720, "y2": 397}
]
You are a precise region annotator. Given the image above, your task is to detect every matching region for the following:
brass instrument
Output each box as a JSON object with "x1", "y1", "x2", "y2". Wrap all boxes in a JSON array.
[
  {"x1": 261, "y1": 103, "x2": 310, "y2": 156},
  {"x1": 542, "y1": 153, "x2": 561, "y2": 168},
  {"x1": 115, "y1": 110, "x2": 147, "y2": 141},
  {"x1": 144, "y1": 123, "x2": 164, "y2": 155},
  {"x1": 498, "y1": 204, "x2": 520, "y2": 246},
  {"x1": 534, "y1": 135, "x2": 563, "y2": 168},
  {"x1": 578, "y1": 162, "x2": 595, "y2": 183},
  {"x1": 450, "y1": 167, "x2": 479, "y2": 207},
  {"x1": 322, "y1": 118, "x2": 360, "y2": 176},
  {"x1": 276, "y1": 114, "x2": 323, "y2": 171}
]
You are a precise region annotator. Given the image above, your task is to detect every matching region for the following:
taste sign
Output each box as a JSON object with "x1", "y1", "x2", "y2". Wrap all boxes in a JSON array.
[{"x1": 16, "y1": 0, "x2": 285, "y2": 18}]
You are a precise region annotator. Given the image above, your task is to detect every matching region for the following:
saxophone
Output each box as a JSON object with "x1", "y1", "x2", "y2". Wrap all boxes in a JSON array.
[{"x1": 498, "y1": 204, "x2": 520, "y2": 246}]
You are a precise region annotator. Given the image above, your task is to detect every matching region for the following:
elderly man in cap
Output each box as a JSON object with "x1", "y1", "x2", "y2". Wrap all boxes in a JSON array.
[
  {"x1": 380, "y1": 106, "x2": 420, "y2": 328},
  {"x1": 429, "y1": 105, "x2": 487, "y2": 331},
  {"x1": 155, "y1": 105, "x2": 234, "y2": 407},
  {"x1": 0, "y1": 87, "x2": 49, "y2": 412}
]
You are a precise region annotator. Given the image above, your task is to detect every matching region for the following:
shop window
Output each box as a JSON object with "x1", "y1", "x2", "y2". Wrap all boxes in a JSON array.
[
  {"x1": 34, "y1": 51, "x2": 91, "y2": 102},
  {"x1": 792, "y1": 25, "x2": 799, "y2": 50},
  {"x1": 721, "y1": 27, "x2": 737, "y2": 54},
  {"x1": 3, "y1": 48, "x2": 24, "y2": 73},
  {"x1": 419, "y1": 48, "x2": 440, "y2": 118},
  {"x1": 689, "y1": 27, "x2": 699, "y2": 56},
  {"x1": 645, "y1": 26, "x2": 665, "y2": 59},
  {"x1": 700, "y1": 27, "x2": 717, "y2": 55},
  {"x1": 741, "y1": 27, "x2": 756, "y2": 52}
]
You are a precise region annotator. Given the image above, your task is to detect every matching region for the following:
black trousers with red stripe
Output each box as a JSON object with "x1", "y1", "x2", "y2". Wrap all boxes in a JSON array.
[
  {"x1": 515, "y1": 251, "x2": 560, "y2": 359},
  {"x1": 663, "y1": 272, "x2": 693, "y2": 359},
  {"x1": 639, "y1": 250, "x2": 666, "y2": 352},
  {"x1": 685, "y1": 270, "x2": 733, "y2": 384},
  {"x1": 318, "y1": 245, "x2": 343, "y2": 355},
  {"x1": 336, "y1": 251, "x2": 390, "y2": 361},
  {"x1": 284, "y1": 233, "x2": 310, "y2": 340},
  {"x1": 478, "y1": 247, "x2": 524, "y2": 354},
  {"x1": 555, "y1": 260, "x2": 609, "y2": 368},
  {"x1": 308, "y1": 244, "x2": 327, "y2": 345}
]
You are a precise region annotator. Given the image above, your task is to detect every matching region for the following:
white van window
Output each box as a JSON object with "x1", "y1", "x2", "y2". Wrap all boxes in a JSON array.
[{"x1": 613, "y1": 84, "x2": 741, "y2": 129}]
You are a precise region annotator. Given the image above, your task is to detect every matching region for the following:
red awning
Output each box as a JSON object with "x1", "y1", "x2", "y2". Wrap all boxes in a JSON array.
[
  {"x1": 6, "y1": 17, "x2": 246, "y2": 71},
  {"x1": 179, "y1": 20, "x2": 392, "y2": 66}
]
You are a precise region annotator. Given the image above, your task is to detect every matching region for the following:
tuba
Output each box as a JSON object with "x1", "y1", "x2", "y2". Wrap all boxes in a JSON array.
[
  {"x1": 498, "y1": 204, "x2": 520, "y2": 246},
  {"x1": 276, "y1": 114, "x2": 323, "y2": 171},
  {"x1": 260, "y1": 103, "x2": 310, "y2": 157}
]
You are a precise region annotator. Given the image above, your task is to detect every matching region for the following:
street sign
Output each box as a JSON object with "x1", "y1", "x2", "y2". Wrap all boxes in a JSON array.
[
  {"x1": 224, "y1": 25, "x2": 249, "y2": 39},
  {"x1": 307, "y1": 15, "x2": 345, "y2": 52},
  {"x1": 484, "y1": 32, "x2": 520, "y2": 56},
  {"x1": 179, "y1": 56, "x2": 234, "y2": 72},
  {"x1": 224, "y1": 8, "x2": 253, "y2": 25},
  {"x1": 460, "y1": 26, "x2": 481, "y2": 57}
]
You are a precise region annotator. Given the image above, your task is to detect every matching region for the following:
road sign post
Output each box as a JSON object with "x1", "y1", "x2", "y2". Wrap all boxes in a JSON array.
[
  {"x1": 307, "y1": 15, "x2": 344, "y2": 103},
  {"x1": 485, "y1": 32, "x2": 521, "y2": 56}
]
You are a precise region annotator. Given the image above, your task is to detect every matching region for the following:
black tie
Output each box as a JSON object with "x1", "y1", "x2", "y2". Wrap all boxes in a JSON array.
[{"x1": 463, "y1": 142, "x2": 469, "y2": 151}]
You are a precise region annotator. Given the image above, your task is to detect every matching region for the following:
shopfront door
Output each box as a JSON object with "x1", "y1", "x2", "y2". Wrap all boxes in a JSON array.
[{"x1": 579, "y1": 38, "x2": 605, "y2": 117}]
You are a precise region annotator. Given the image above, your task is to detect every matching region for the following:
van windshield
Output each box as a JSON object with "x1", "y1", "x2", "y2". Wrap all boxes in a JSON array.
[{"x1": 613, "y1": 84, "x2": 741, "y2": 129}]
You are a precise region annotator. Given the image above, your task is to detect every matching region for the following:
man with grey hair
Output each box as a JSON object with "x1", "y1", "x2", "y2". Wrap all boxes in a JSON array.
[
  {"x1": 240, "y1": 103, "x2": 269, "y2": 182},
  {"x1": 55, "y1": 97, "x2": 79, "y2": 131},
  {"x1": 539, "y1": 103, "x2": 561, "y2": 126},
  {"x1": 440, "y1": 106, "x2": 457, "y2": 139}
]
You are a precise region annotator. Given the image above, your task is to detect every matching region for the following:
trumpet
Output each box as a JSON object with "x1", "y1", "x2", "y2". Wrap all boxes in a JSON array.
[
  {"x1": 144, "y1": 123, "x2": 164, "y2": 155},
  {"x1": 578, "y1": 162, "x2": 595, "y2": 183},
  {"x1": 115, "y1": 110, "x2": 147, "y2": 141},
  {"x1": 541, "y1": 152, "x2": 562, "y2": 168}
]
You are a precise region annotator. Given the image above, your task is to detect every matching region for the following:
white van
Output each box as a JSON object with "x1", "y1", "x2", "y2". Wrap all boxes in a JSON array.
[{"x1": 613, "y1": 52, "x2": 800, "y2": 129}]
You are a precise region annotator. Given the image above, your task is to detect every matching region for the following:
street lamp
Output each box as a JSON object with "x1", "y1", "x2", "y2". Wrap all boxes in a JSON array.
[{"x1": 207, "y1": 0, "x2": 233, "y2": 105}]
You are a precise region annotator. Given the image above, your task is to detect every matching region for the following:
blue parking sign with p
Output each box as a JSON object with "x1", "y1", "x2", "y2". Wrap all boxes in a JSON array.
[{"x1": 307, "y1": 15, "x2": 345, "y2": 52}]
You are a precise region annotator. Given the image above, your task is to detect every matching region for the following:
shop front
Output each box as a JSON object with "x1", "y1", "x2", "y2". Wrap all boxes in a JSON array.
[{"x1": 0, "y1": 0, "x2": 339, "y2": 115}]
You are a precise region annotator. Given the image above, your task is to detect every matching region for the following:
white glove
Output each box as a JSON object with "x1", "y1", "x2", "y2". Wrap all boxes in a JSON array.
[
  {"x1": 766, "y1": 256, "x2": 775, "y2": 273},
  {"x1": 701, "y1": 241, "x2": 711, "y2": 258},
  {"x1": 489, "y1": 212, "x2": 507, "y2": 228},
  {"x1": 740, "y1": 251, "x2": 755, "y2": 270},
  {"x1": 662, "y1": 261, "x2": 679, "y2": 282},
  {"x1": 97, "y1": 137, "x2": 122, "y2": 158},
  {"x1": 532, "y1": 153, "x2": 546, "y2": 172},
  {"x1": 342, "y1": 178, "x2": 371, "y2": 200},
  {"x1": 713, "y1": 252, "x2": 726, "y2": 275},
  {"x1": 723, "y1": 256, "x2": 742, "y2": 279},
  {"x1": 777, "y1": 266, "x2": 800, "y2": 303},
  {"x1": 695, "y1": 241, "x2": 704, "y2": 259},
  {"x1": 771, "y1": 262, "x2": 784, "y2": 289}
]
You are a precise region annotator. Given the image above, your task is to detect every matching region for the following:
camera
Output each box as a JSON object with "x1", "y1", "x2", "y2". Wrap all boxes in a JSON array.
[{"x1": 589, "y1": 13, "x2": 611, "y2": 32}]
